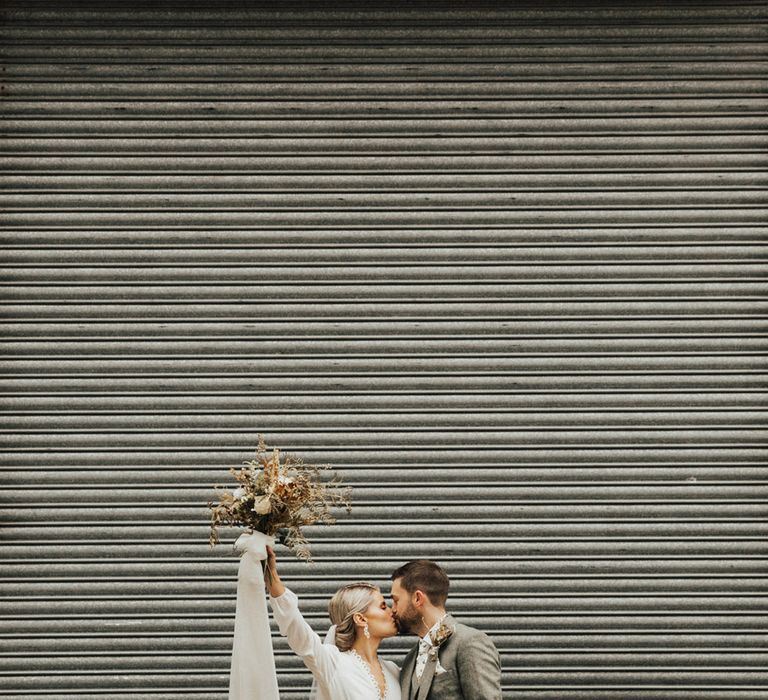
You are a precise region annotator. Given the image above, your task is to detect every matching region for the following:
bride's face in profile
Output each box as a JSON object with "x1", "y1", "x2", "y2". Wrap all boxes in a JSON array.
[{"x1": 362, "y1": 590, "x2": 398, "y2": 639}]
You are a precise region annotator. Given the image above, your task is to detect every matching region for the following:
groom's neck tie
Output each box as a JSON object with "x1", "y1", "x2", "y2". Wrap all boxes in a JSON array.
[{"x1": 415, "y1": 637, "x2": 432, "y2": 680}]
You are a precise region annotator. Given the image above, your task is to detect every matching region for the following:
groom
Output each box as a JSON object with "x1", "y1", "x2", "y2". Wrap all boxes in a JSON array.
[{"x1": 391, "y1": 560, "x2": 502, "y2": 700}]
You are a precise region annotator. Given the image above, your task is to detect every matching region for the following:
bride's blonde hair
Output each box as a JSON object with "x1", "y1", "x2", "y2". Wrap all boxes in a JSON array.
[{"x1": 328, "y1": 582, "x2": 379, "y2": 651}]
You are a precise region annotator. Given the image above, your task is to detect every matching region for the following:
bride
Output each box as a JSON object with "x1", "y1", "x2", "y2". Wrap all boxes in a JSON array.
[{"x1": 265, "y1": 546, "x2": 401, "y2": 700}]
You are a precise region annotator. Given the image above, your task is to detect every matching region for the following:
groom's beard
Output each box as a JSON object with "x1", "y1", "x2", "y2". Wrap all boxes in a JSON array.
[{"x1": 394, "y1": 606, "x2": 420, "y2": 635}]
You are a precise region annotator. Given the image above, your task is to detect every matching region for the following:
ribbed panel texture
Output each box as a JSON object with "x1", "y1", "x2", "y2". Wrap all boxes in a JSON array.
[{"x1": 1, "y1": 1, "x2": 767, "y2": 698}]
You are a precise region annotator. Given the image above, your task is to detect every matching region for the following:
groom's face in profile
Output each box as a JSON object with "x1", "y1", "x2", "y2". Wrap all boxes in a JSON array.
[{"x1": 390, "y1": 577, "x2": 421, "y2": 634}]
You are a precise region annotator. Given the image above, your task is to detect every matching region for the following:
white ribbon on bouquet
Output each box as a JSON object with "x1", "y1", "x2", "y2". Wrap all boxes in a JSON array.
[{"x1": 228, "y1": 531, "x2": 281, "y2": 700}]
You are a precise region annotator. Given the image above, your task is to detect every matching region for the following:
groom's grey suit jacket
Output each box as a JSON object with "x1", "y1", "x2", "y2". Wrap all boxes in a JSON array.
[{"x1": 399, "y1": 615, "x2": 502, "y2": 700}]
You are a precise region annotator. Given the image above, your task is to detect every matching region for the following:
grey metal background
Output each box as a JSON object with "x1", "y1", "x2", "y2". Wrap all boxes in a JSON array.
[{"x1": 1, "y1": 1, "x2": 767, "y2": 698}]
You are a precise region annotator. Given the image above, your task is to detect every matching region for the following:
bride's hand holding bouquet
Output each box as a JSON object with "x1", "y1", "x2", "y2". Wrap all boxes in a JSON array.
[{"x1": 264, "y1": 545, "x2": 285, "y2": 597}]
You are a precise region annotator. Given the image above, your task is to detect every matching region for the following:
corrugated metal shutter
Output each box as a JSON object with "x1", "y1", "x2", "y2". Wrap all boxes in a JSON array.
[{"x1": 1, "y1": 2, "x2": 767, "y2": 698}]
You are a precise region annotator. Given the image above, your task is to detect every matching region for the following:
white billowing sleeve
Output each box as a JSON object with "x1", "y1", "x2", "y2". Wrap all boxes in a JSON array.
[
  {"x1": 270, "y1": 588, "x2": 338, "y2": 689},
  {"x1": 228, "y1": 532, "x2": 280, "y2": 700}
]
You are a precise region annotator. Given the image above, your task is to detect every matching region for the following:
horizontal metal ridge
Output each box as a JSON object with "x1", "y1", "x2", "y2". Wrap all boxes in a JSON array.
[
  {"x1": 4, "y1": 42, "x2": 767, "y2": 61},
  {"x1": 3, "y1": 19, "x2": 766, "y2": 33},
  {"x1": 0, "y1": 385, "x2": 763, "y2": 395},
  {"x1": 2, "y1": 663, "x2": 768, "y2": 674},
  {"x1": 5, "y1": 62, "x2": 768, "y2": 80},
  {"x1": 6, "y1": 485, "x2": 768, "y2": 499},
  {"x1": 4, "y1": 76, "x2": 768, "y2": 91},
  {"x1": 1, "y1": 547, "x2": 765, "y2": 563},
  {"x1": 5, "y1": 470, "x2": 768, "y2": 482},
  {"x1": 4, "y1": 592, "x2": 767, "y2": 602},
  {"x1": 4, "y1": 508, "x2": 767, "y2": 522},
  {"x1": 2, "y1": 22, "x2": 766, "y2": 38},
  {"x1": 6, "y1": 148, "x2": 765, "y2": 160},
  {"x1": 4, "y1": 251, "x2": 766, "y2": 262},
  {"x1": 2, "y1": 533, "x2": 766, "y2": 542},
  {"x1": 1, "y1": 171, "x2": 766, "y2": 185},
  {"x1": 3, "y1": 337, "x2": 764, "y2": 351},
  {"x1": 4, "y1": 587, "x2": 768, "y2": 608},
  {"x1": 1, "y1": 541, "x2": 766, "y2": 553},
  {"x1": 3, "y1": 314, "x2": 765, "y2": 324},
  {"x1": 7, "y1": 606, "x2": 760, "y2": 619},
  {"x1": 3, "y1": 247, "x2": 766, "y2": 259},
  {"x1": 3, "y1": 99, "x2": 766, "y2": 118},
  {"x1": 0, "y1": 688, "x2": 750, "y2": 697},
  {"x1": 5, "y1": 82, "x2": 764, "y2": 99},
  {"x1": 4, "y1": 159, "x2": 768, "y2": 175},
  {"x1": 3, "y1": 22, "x2": 766, "y2": 36},
  {"x1": 4, "y1": 348, "x2": 766, "y2": 358},
  {"x1": 7, "y1": 649, "x2": 768, "y2": 662},
  {"x1": 1, "y1": 190, "x2": 767, "y2": 199},
  {"x1": 4, "y1": 10, "x2": 767, "y2": 24},
  {"x1": 4, "y1": 563, "x2": 767, "y2": 573},
  {"x1": 0, "y1": 388, "x2": 764, "y2": 399},
  {"x1": 0, "y1": 693, "x2": 763, "y2": 700},
  {"x1": 3, "y1": 646, "x2": 752, "y2": 652},
  {"x1": 1, "y1": 377, "x2": 762, "y2": 394},
  {"x1": 2, "y1": 188, "x2": 766, "y2": 203},
  {"x1": 4, "y1": 122, "x2": 768, "y2": 136},
  {"x1": 2, "y1": 412, "x2": 766, "y2": 428},
  {"x1": 2, "y1": 278, "x2": 764, "y2": 291},
  {"x1": 5, "y1": 75, "x2": 767, "y2": 84},
  {"x1": 0, "y1": 296, "x2": 758, "y2": 310},
  {"x1": 4, "y1": 212, "x2": 766, "y2": 227},
  {"x1": 3, "y1": 442, "x2": 765, "y2": 454},
  {"x1": 2, "y1": 297, "x2": 766, "y2": 308},
  {"x1": 3, "y1": 585, "x2": 767, "y2": 599},
  {"x1": 4, "y1": 291, "x2": 766, "y2": 304},
  {"x1": 2, "y1": 374, "x2": 765, "y2": 385},
  {"x1": 4, "y1": 5, "x2": 766, "y2": 21},
  {"x1": 18, "y1": 492, "x2": 768, "y2": 505},
  {"x1": 2, "y1": 319, "x2": 764, "y2": 332},
  {"x1": 16, "y1": 227, "x2": 767, "y2": 241},
  {"x1": 3, "y1": 406, "x2": 766, "y2": 417},
  {"x1": 4, "y1": 122, "x2": 767, "y2": 137}
]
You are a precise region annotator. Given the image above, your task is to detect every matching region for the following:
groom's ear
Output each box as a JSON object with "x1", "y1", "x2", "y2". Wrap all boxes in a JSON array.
[{"x1": 413, "y1": 589, "x2": 427, "y2": 609}]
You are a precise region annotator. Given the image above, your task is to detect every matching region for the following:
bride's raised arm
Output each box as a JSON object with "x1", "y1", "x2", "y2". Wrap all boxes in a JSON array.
[{"x1": 265, "y1": 546, "x2": 338, "y2": 684}]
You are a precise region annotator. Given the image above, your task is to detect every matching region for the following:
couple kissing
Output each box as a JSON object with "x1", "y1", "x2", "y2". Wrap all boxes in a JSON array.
[{"x1": 266, "y1": 549, "x2": 502, "y2": 700}]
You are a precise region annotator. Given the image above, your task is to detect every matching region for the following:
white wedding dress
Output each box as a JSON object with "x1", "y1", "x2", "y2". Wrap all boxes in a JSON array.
[{"x1": 270, "y1": 588, "x2": 401, "y2": 700}]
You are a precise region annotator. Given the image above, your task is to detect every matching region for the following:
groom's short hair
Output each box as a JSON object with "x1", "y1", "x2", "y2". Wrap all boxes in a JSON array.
[{"x1": 391, "y1": 560, "x2": 449, "y2": 607}]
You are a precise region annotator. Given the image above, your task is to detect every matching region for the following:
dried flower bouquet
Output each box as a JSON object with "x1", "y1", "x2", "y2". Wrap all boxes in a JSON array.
[{"x1": 209, "y1": 435, "x2": 351, "y2": 561}]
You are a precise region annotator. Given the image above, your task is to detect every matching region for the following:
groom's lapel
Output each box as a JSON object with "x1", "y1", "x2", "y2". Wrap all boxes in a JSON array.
[
  {"x1": 415, "y1": 653, "x2": 438, "y2": 700},
  {"x1": 400, "y1": 645, "x2": 418, "y2": 699}
]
